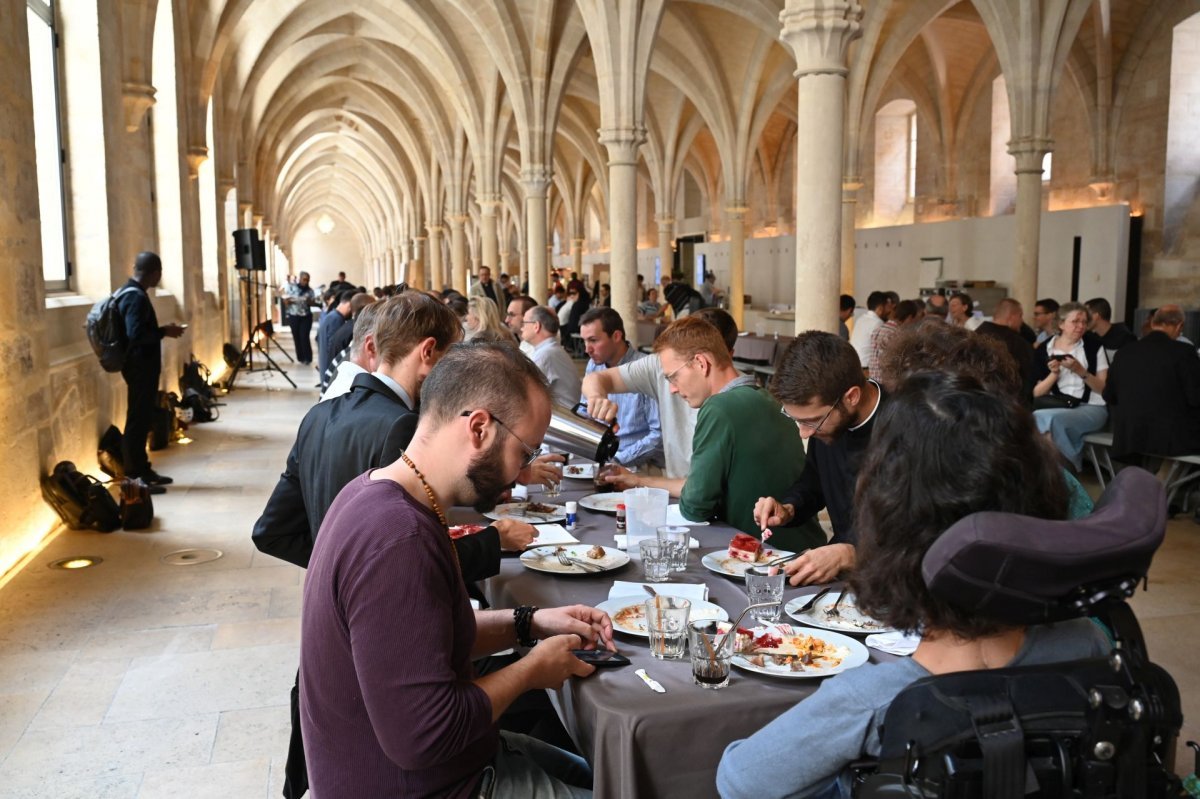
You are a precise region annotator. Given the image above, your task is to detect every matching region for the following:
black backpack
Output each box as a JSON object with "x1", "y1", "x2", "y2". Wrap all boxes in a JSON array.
[
  {"x1": 40, "y1": 461, "x2": 121, "y2": 532},
  {"x1": 97, "y1": 424, "x2": 125, "y2": 480},
  {"x1": 180, "y1": 387, "x2": 219, "y2": 423},
  {"x1": 179, "y1": 357, "x2": 216, "y2": 400},
  {"x1": 150, "y1": 391, "x2": 178, "y2": 451},
  {"x1": 84, "y1": 286, "x2": 137, "y2": 373},
  {"x1": 119, "y1": 477, "x2": 154, "y2": 530}
]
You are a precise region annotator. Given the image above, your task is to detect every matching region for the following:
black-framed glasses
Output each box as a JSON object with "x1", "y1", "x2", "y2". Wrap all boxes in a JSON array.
[
  {"x1": 780, "y1": 398, "x2": 841, "y2": 434},
  {"x1": 664, "y1": 358, "x2": 695, "y2": 386},
  {"x1": 460, "y1": 410, "x2": 540, "y2": 468}
]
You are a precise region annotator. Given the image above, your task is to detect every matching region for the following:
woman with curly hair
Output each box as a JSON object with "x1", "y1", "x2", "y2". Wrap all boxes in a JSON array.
[{"x1": 717, "y1": 371, "x2": 1109, "y2": 799}]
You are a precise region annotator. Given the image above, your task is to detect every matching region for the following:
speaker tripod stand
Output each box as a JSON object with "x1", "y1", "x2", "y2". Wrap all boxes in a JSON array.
[{"x1": 226, "y1": 269, "x2": 297, "y2": 390}]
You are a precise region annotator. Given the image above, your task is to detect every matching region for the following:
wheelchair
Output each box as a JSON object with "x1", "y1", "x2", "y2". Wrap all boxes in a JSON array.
[{"x1": 853, "y1": 467, "x2": 1189, "y2": 798}]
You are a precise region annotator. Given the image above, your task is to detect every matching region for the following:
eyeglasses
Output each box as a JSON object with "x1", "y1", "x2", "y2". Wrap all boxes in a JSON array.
[
  {"x1": 520, "y1": 319, "x2": 536, "y2": 326},
  {"x1": 664, "y1": 358, "x2": 695, "y2": 385},
  {"x1": 461, "y1": 410, "x2": 541, "y2": 468},
  {"x1": 780, "y1": 398, "x2": 841, "y2": 434}
]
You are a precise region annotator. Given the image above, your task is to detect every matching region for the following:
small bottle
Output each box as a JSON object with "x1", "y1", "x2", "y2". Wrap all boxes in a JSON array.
[
  {"x1": 615, "y1": 503, "x2": 627, "y2": 532},
  {"x1": 565, "y1": 501, "x2": 578, "y2": 532}
]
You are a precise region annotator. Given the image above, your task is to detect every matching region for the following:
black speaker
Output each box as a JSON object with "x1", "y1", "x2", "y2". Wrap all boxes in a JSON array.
[
  {"x1": 252, "y1": 239, "x2": 266, "y2": 271},
  {"x1": 232, "y1": 229, "x2": 258, "y2": 270}
]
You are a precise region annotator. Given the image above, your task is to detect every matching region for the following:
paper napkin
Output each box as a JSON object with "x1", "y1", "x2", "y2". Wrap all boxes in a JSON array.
[
  {"x1": 614, "y1": 535, "x2": 700, "y2": 550},
  {"x1": 527, "y1": 524, "x2": 580, "y2": 548},
  {"x1": 864, "y1": 631, "x2": 921, "y2": 656}
]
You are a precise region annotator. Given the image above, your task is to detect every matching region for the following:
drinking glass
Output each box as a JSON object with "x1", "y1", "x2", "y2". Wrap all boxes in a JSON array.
[
  {"x1": 689, "y1": 620, "x2": 733, "y2": 689},
  {"x1": 745, "y1": 565, "x2": 785, "y2": 622},
  {"x1": 645, "y1": 596, "x2": 690, "y2": 660},
  {"x1": 639, "y1": 541, "x2": 671, "y2": 583},
  {"x1": 656, "y1": 525, "x2": 690, "y2": 572},
  {"x1": 542, "y1": 449, "x2": 562, "y2": 498}
]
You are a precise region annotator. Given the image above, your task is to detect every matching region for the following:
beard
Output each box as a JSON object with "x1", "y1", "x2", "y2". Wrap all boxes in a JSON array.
[{"x1": 466, "y1": 438, "x2": 516, "y2": 513}]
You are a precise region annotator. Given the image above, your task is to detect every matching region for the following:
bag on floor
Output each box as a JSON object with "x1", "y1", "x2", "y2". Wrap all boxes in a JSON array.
[
  {"x1": 180, "y1": 387, "x2": 219, "y2": 423},
  {"x1": 150, "y1": 391, "x2": 176, "y2": 451},
  {"x1": 40, "y1": 461, "x2": 121, "y2": 532},
  {"x1": 119, "y1": 477, "x2": 154, "y2": 530},
  {"x1": 179, "y1": 357, "x2": 218, "y2": 400},
  {"x1": 97, "y1": 424, "x2": 125, "y2": 479}
]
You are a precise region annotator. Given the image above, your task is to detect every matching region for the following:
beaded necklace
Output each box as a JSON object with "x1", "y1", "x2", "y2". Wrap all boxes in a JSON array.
[{"x1": 399, "y1": 450, "x2": 460, "y2": 571}]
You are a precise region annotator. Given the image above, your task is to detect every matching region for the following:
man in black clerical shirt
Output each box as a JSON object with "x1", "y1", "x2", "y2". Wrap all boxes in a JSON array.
[
  {"x1": 753, "y1": 332, "x2": 885, "y2": 586},
  {"x1": 977, "y1": 298, "x2": 1035, "y2": 404}
]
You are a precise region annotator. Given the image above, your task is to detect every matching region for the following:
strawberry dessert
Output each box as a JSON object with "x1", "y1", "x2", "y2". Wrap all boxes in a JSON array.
[{"x1": 727, "y1": 533, "x2": 762, "y2": 562}]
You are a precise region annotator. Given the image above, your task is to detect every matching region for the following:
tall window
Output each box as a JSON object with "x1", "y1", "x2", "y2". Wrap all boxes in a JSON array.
[
  {"x1": 27, "y1": 0, "x2": 70, "y2": 290},
  {"x1": 906, "y1": 111, "x2": 918, "y2": 201},
  {"x1": 873, "y1": 98, "x2": 916, "y2": 224}
]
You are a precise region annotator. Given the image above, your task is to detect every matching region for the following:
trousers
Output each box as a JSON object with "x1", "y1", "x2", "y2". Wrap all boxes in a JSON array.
[
  {"x1": 122, "y1": 366, "x2": 159, "y2": 478},
  {"x1": 289, "y1": 314, "x2": 313, "y2": 364}
]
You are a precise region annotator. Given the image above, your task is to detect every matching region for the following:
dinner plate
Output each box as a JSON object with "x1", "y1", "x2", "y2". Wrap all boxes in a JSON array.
[
  {"x1": 519, "y1": 545, "x2": 630, "y2": 575},
  {"x1": 578, "y1": 493, "x2": 625, "y2": 513},
  {"x1": 700, "y1": 548, "x2": 794, "y2": 580},
  {"x1": 730, "y1": 625, "x2": 869, "y2": 679},
  {"x1": 597, "y1": 597, "x2": 729, "y2": 638},
  {"x1": 785, "y1": 591, "x2": 896, "y2": 635},
  {"x1": 562, "y1": 463, "x2": 599, "y2": 480},
  {"x1": 483, "y1": 502, "x2": 567, "y2": 523}
]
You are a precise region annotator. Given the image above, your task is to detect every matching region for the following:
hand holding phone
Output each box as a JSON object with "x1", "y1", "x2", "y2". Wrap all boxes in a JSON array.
[{"x1": 572, "y1": 649, "x2": 630, "y2": 668}]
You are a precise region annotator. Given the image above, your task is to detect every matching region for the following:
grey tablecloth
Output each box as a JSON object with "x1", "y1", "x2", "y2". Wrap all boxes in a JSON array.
[
  {"x1": 732, "y1": 334, "x2": 778, "y2": 364},
  {"x1": 456, "y1": 484, "x2": 895, "y2": 799}
]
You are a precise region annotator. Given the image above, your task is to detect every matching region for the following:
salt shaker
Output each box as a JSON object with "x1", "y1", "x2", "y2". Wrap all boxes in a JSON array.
[{"x1": 565, "y1": 501, "x2": 578, "y2": 532}]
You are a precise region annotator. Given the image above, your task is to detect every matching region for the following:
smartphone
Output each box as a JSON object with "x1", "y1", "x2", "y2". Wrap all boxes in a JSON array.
[
  {"x1": 572, "y1": 649, "x2": 630, "y2": 668},
  {"x1": 1048, "y1": 354, "x2": 1070, "y2": 361}
]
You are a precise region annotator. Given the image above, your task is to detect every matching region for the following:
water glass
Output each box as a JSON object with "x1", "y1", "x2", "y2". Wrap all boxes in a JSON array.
[
  {"x1": 745, "y1": 565, "x2": 785, "y2": 622},
  {"x1": 639, "y1": 541, "x2": 671, "y2": 583},
  {"x1": 656, "y1": 525, "x2": 690, "y2": 572},
  {"x1": 645, "y1": 596, "x2": 690, "y2": 660},
  {"x1": 689, "y1": 620, "x2": 733, "y2": 689},
  {"x1": 542, "y1": 450, "x2": 562, "y2": 498}
]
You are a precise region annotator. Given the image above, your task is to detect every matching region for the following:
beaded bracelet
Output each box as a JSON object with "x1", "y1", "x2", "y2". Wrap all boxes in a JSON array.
[{"x1": 514, "y1": 605, "x2": 539, "y2": 647}]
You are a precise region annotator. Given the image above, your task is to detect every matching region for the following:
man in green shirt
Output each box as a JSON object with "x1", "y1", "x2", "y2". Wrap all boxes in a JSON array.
[{"x1": 601, "y1": 316, "x2": 823, "y2": 550}]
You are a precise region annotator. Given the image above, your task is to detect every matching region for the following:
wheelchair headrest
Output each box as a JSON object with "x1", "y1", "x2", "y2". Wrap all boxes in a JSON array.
[{"x1": 922, "y1": 468, "x2": 1166, "y2": 625}]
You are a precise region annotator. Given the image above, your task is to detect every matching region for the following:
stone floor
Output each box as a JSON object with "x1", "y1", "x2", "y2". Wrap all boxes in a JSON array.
[{"x1": 0, "y1": 355, "x2": 1196, "y2": 798}]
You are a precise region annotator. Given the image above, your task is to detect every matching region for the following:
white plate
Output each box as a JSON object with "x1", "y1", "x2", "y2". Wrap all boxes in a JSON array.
[
  {"x1": 597, "y1": 597, "x2": 728, "y2": 638},
  {"x1": 519, "y1": 545, "x2": 631, "y2": 575},
  {"x1": 562, "y1": 463, "x2": 599, "y2": 480},
  {"x1": 578, "y1": 493, "x2": 626, "y2": 513},
  {"x1": 730, "y1": 625, "x2": 869, "y2": 679},
  {"x1": 484, "y1": 502, "x2": 567, "y2": 523},
  {"x1": 785, "y1": 591, "x2": 896, "y2": 635},
  {"x1": 700, "y1": 548, "x2": 794, "y2": 580}
]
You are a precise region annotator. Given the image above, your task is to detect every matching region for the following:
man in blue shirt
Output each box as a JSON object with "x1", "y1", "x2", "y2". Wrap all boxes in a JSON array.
[{"x1": 578, "y1": 307, "x2": 664, "y2": 469}]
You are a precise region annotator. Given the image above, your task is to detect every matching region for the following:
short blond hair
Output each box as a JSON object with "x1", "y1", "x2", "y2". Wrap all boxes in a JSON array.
[{"x1": 652, "y1": 316, "x2": 733, "y2": 368}]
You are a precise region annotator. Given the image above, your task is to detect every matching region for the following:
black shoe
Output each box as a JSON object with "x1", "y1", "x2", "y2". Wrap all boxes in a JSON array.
[
  {"x1": 142, "y1": 469, "x2": 174, "y2": 486},
  {"x1": 147, "y1": 484, "x2": 167, "y2": 495}
]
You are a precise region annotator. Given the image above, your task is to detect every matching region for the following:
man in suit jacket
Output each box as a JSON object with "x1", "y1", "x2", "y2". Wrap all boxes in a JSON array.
[{"x1": 1103, "y1": 305, "x2": 1200, "y2": 460}]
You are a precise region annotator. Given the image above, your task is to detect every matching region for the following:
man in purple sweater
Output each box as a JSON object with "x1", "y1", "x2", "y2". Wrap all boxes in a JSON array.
[{"x1": 301, "y1": 342, "x2": 614, "y2": 798}]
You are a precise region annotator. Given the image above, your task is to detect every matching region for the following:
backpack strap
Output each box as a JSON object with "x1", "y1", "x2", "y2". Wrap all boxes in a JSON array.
[{"x1": 967, "y1": 693, "x2": 1027, "y2": 799}]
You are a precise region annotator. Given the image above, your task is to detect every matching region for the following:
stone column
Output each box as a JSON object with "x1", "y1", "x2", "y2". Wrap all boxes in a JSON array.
[
  {"x1": 522, "y1": 167, "x2": 551, "y2": 303},
  {"x1": 599, "y1": 128, "x2": 645, "y2": 344},
  {"x1": 448, "y1": 214, "x2": 468, "y2": 294},
  {"x1": 726, "y1": 206, "x2": 748, "y2": 327},
  {"x1": 572, "y1": 238, "x2": 586, "y2": 283},
  {"x1": 840, "y1": 176, "x2": 863, "y2": 298},
  {"x1": 410, "y1": 236, "x2": 426, "y2": 290},
  {"x1": 1010, "y1": 139, "x2": 1050, "y2": 315},
  {"x1": 480, "y1": 196, "x2": 500, "y2": 273},
  {"x1": 779, "y1": 0, "x2": 862, "y2": 335},
  {"x1": 656, "y1": 214, "x2": 674, "y2": 283},
  {"x1": 425, "y1": 225, "x2": 444, "y2": 291}
]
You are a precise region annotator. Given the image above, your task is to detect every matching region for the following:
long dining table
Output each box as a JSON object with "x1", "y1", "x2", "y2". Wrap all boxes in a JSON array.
[{"x1": 453, "y1": 481, "x2": 898, "y2": 799}]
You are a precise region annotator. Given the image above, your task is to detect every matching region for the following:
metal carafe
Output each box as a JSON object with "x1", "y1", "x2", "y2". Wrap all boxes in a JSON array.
[{"x1": 544, "y1": 403, "x2": 619, "y2": 464}]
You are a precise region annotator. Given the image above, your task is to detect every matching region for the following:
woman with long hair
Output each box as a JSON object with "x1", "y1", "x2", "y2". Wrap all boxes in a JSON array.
[
  {"x1": 717, "y1": 371, "x2": 1108, "y2": 799},
  {"x1": 464, "y1": 296, "x2": 510, "y2": 342}
]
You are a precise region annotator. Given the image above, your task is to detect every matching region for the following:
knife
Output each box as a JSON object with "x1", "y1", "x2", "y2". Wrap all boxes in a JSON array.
[{"x1": 635, "y1": 668, "x2": 665, "y2": 693}]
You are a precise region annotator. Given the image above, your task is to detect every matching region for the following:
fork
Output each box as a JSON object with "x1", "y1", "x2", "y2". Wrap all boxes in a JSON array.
[
  {"x1": 556, "y1": 552, "x2": 602, "y2": 572},
  {"x1": 794, "y1": 584, "x2": 834, "y2": 614},
  {"x1": 826, "y1": 589, "x2": 847, "y2": 618}
]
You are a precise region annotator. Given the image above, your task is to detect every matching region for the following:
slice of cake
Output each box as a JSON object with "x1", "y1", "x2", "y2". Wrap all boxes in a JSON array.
[{"x1": 728, "y1": 533, "x2": 762, "y2": 562}]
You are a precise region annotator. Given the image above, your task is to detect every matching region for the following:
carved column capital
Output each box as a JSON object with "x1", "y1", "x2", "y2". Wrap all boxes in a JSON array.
[
  {"x1": 1008, "y1": 137, "x2": 1054, "y2": 174},
  {"x1": 121, "y1": 82, "x2": 156, "y2": 132},
  {"x1": 520, "y1": 166, "x2": 553, "y2": 196},
  {"x1": 186, "y1": 145, "x2": 208, "y2": 179},
  {"x1": 598, "y1": 127, "x2": 647, "y2": 166},
  {"x1": 779, "y1": 0, "x2": 863, "y2": 79}
]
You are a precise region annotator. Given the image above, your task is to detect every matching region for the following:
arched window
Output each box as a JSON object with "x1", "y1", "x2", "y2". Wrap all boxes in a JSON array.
[
  {"x1": 151, "y1": 0, "x2": 185, "y2": 300},
  {"x1": 873, "y1": 98, "x2": 916, "y2": 224},
  {"x1": 1165, "y1": 12, "x2": 1200, "y2": 250},
  {"x1": 26, "y1": 0, "x2": 70, "y2": 290},
  {"x1": 197, "y1": 101, "x2": 219, "y2": 294}
]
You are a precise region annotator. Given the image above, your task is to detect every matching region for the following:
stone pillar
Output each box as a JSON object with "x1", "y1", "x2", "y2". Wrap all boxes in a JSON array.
[
  {"x1": 410, "y1": 236, "x2": 426, "y2": 290},
  {"x1": 425, "y1": 226, "x2": 443, "y2": 291},
  {"x1": 522, "y1": 167, "x2": 552, "y2": 303},
  {"x1": 599, "y1": 128, "x2": 645, "y2": 344},
  {"x1": 840, "y1": 177, "x2": 862, "y2": 298},
  {"x1": 726, "y1": 206, "x2": 748, "y2": 328},
  {"x1": 1010, "y1": 139, "x2": 1050, "y2": 316},
  {"x1": 480, "y1": 196, "x2": 500, "y2": 273},
  {"x1": 448, "y1": 214, "x2": 468, "y2": 294},
  {"x1": 572, "y1": 238, "x2": 586, "y2": 283},
  {"x1": 779, "y1": 0, "x2": 862, "y2": 335},
  {"x1": 656, "y1": 214, "x2": 674, "y2": 283}
]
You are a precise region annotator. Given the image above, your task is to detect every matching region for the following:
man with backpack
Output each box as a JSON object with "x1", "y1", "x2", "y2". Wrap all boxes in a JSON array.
[{"x1": 116, "y1": 252, "x2": 185, "y2": 493}]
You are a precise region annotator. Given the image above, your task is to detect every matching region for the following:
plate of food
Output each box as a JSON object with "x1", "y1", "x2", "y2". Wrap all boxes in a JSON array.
[
  {"x1": 785, "y1": 591, "x2": 895, "y2": 634},
  {"x1": 730, "y1": 623, "x2": 868, "y2": 679},
  {"x1": 578, "y1": 493, "x2": 626, "y2": 513},
  {"x1": 519, "y1": 544, "x2": 631, "y2": 575},
  {"x1": 700, "y1": 534, "x2": 793, "y2": 579},
  {"x1": 448, "y1": 523, "x2": 488, "y2": 539},
  {"x1": 484, "y1": 501, "x2": 567, "y2": 523},
  {"x1": 596, "y1": 597, "x2": 729, "y2": 637},
  {"x1": 563, "y1": 463, "x2": 599, "y2": 480}
]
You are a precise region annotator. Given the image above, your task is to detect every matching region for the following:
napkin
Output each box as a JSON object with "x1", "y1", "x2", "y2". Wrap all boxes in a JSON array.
[
  {"x1": 608, "y1": 581, "x2": 709, "y2": 603},
  {"x1": 527, "y1": 524, "x2": 580, "y2": 548},
  {"x1": 614, "y1": 534, "x2": 700, "y2": 550},
  {"x1": 666, "y1": 504, "x2": 709, "y2": 526},
  {"x1": 865, "y1": 631, "x2": 921, "y2": 656},
  {"x1": 510, "y1": 485, "x2": 529, "y2": 500}
]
